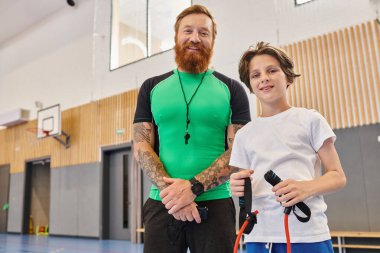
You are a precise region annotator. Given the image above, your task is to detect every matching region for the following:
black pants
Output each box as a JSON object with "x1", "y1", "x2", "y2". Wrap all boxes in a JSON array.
[{"x1": 143, "y1": 198, "x2": 236, "y2": 253}]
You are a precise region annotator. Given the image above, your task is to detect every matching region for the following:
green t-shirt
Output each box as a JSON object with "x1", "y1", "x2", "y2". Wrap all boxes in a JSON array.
[{"x1": 134, "y1": 69, "x2": 250, "y2": 201}]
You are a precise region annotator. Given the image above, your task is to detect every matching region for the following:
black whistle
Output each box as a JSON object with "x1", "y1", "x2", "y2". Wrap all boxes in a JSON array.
[{"x1": 184, "y1": 132, "x2": 190, "y2": 144}]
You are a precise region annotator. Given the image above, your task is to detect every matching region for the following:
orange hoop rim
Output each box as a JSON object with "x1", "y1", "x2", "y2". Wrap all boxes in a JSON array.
[{"x1": 26, "y1": 127, "x2": 51, "y2": 137}]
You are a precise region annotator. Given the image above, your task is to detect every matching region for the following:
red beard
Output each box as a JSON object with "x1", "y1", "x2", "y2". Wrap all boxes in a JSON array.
[{"x1": 175, "y1": 41, "x2": 213, "y2": 73}]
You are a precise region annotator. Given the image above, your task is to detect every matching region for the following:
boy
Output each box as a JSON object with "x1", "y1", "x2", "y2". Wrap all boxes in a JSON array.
[{"x1": 230, "y1": 42, "x2": 346, "y2": 253}]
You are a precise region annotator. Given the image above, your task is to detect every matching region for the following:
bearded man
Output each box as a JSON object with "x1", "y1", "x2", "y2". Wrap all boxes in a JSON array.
[{"x1": 133, "y1": 5, "x2": 250, "y2": 253}]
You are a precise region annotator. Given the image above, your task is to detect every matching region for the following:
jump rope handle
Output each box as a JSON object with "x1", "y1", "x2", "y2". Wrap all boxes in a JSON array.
[
  {"x1": 264, "y1": 170, "x2": 311, "y2": 220},
  {"x1": 236, "y1": 170, "x2": 311, "y2": 253},
  {"x1": 264, "y1": 170, "x2": 292, "y2": 214},
  {"x1": 238, "y1": 177, "x2": 257, "y2": 234},
  {"x1": 235, "y1": 176, "x2": 258, "y2": 253},
  {"x1": 239, "y1": 178, "x2": 252, "y2": 211}
]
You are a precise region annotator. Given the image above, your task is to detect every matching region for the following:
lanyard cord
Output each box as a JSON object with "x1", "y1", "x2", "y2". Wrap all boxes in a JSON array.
[{"x1": 177, "y1": 69, "x2": 207, "y2": 144}]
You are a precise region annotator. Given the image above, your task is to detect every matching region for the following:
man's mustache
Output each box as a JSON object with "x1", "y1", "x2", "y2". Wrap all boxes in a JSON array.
[{"x1": 182, "y1": 42, "x2": 206, "y2": 51}]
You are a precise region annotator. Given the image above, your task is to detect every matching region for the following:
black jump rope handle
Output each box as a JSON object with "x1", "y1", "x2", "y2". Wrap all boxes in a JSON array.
[
  {"x1": 264, "y1": 170, "x2": 312, "y2": 222},
  {"x1": 238, "y1": 177, "x2": 257, "y2": 234},
  {"x1": 264, "y1": 170, "x2": 292, "y2": 214},
  {"x1": 239, "y1": 178, "x2": 252, "y2": 210},
  {"x1": 238, "y1": 170, "x2": 310, "y2": 236}
]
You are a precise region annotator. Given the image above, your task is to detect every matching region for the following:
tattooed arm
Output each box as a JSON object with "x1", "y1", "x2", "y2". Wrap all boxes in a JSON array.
[
  {"x1": 160, "y1": 124, "x2": 244, "y2": 214},
  {"x1": 198, "y1": 124, "x2": 243, "y2": 190},
  {"x1": 133, "y1": 122, "x2": 169, "y2": 191}
]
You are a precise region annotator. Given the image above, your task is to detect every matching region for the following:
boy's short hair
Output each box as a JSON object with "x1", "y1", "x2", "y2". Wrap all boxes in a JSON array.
[
  {"x1": 174, "y1": 5, "x2": 217, "y2": 39},
  {"x1": 239, "y1": 41, "x2": 300, "y2": 92}
]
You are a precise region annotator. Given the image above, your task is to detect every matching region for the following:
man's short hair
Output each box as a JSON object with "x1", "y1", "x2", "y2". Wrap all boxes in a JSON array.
[{"x1": 174, "y1": 4, "x2": 217, "y2": 39}]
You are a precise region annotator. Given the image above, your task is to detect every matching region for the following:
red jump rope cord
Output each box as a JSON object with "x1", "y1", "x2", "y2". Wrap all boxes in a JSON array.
[
  {"x1": 234, "y1": 220, "x2": 249, "y2": 253},
  {"x1": 234, "y1": 212, "x2": 291, "y2": 253},
  {"x1": 234, "y1": 210, "x2": 259, "y2": 253},
  {"x1": 284, "y1": 213, "x2": 291, "y2": 253}
]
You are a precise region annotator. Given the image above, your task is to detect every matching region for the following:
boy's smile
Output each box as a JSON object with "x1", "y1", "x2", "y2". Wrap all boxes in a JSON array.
[{"x1": 259, "y1": 84, "x2": 274, "y2": 92}]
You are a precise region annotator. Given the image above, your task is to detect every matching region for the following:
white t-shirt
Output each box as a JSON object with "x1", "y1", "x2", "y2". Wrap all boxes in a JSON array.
[{"x1": 230, "y1": 107, "x2": 336, "y2": 243}]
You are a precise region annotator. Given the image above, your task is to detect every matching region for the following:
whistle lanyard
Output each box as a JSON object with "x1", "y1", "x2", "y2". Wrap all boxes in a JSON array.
[{"x1": 177, "y1": 69, "x2": 207, "y2": 144}]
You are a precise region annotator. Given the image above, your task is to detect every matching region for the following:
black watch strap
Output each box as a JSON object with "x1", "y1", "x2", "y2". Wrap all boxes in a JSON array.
[{"x1": 189, "y1": 177, "x2": 204, "y2": 196}]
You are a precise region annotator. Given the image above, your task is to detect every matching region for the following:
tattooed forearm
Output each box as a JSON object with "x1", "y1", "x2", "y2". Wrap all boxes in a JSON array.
[
  {"x1": 196, "y1": 149, "x2": 238, "y2": 191},
  {"x1": 196, "y1": 123, "x2": 244, "y2": 191},
  {"x1": 136, "y1": 149, "x2": 169, "y2": 190},
  {"x1": 133, "y1": 123, "x2": 153, "y2": 143},
  {"x1": 133, "y1": 122, "x2": 168, "y2": 190}
]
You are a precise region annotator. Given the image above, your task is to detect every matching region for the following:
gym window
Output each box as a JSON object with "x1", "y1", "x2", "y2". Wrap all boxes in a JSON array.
[{"x1": 110, "y1": 0, "x2": 191, "y2": 70}]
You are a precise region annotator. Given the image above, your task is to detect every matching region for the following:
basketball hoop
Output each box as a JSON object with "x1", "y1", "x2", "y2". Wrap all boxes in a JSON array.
[
  {"x1": 26, "y1": 127, "x2": 70, "y2": 148},
  {"x1": 26, "y1": 128, "x2": 52, "y2": 138},
  {"x1": 27, "y1": 104, "x2": 70, "y2": 148}
]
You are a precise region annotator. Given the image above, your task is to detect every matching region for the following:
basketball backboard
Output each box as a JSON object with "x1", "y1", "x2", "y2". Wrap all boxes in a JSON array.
[{"x1": 37, "y1": 104, "x2": 61, "y2": 139}]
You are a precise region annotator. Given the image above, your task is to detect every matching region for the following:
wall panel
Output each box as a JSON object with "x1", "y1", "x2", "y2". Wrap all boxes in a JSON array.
[
  {"x1": 0, "y1": 128, "x2": 13, "y2": 166},
  {"x1": 0, "y1": 89, "x2": 138, "y2": 172},
  {"x1": 256, "y1": 20, "x2": 380, "y2": 129},
  {"x1": 6, "y1": 173, "x2": 25, "y2": 233},
  {"x1": 49, "y1": 163, "x2": 101, "y2": 237}
]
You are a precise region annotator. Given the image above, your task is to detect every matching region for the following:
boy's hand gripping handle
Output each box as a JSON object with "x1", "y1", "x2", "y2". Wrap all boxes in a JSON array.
[
  {"x1": 239, "y1": 177, "x2": 257, "y2": 234},
  {"x1": 264, "y1": 170, "x2": 311, "y2": 222}
]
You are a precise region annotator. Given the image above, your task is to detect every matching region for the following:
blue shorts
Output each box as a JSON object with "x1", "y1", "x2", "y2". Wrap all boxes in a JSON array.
[{"x1": 246, "y1": 240, "x2": 334, "y2": 253}]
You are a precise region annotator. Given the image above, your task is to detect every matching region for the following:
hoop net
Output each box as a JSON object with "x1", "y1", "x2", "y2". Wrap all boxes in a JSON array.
[{"x1": 26, "y1": 128, "x2": 51, "y2": 145}]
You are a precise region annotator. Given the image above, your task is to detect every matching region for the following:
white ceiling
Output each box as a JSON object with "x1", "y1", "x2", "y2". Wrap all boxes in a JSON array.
[{"x1": 0, "y1": 0, "x2": 68, "y2": 45}]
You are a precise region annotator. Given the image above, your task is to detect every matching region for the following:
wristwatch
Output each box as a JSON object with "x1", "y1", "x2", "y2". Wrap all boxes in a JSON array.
[{"x1": 189, "y1": 177, "x2": 204, "y2": 196}]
